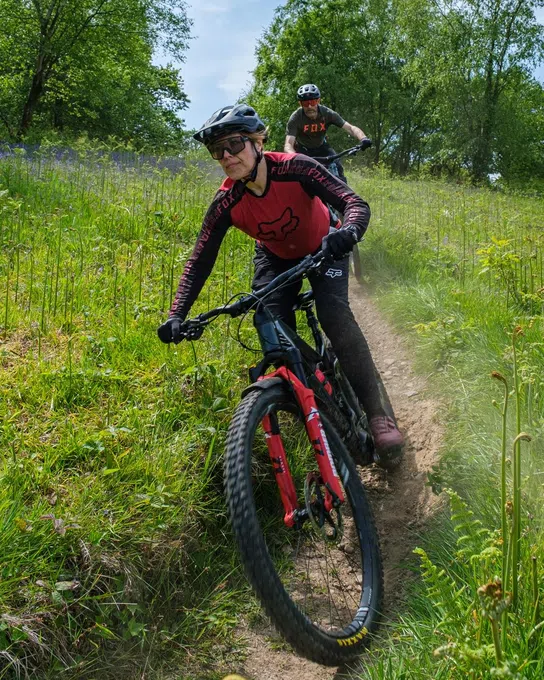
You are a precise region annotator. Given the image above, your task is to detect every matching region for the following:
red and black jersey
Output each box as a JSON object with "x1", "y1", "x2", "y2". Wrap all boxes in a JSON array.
[{"x1": 170, "y1": 151, "x2": 370, "y2": 319}]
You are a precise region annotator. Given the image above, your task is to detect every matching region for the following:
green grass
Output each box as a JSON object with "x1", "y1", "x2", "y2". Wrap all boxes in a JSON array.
[
  {"x1": 347, "y1": 166, "x2": 544, "y2": 679},
  {"x1": 0, "y1": 150, "x2": 255, "y2": 678},
  {"x1": 1, "y1": 151, "x2": 543, "y2": 678}
]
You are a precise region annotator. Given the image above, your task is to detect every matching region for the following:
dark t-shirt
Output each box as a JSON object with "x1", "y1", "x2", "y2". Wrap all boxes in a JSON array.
[{"x1": 285, "y1": 105, "x2": 345, "y2": 149}]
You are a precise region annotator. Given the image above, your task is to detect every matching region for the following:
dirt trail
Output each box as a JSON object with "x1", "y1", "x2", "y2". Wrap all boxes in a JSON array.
[{"x1": 233, "y1": 285, "x2": 444, "y2": 680}]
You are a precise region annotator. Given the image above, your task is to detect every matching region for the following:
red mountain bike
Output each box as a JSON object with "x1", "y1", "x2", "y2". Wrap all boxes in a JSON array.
[
  {"x1": 314, "y1": 139, "x2": 373, "y2": 283},
  {"x1": 177, "y1": 252, "x2": 384, "y2": 665}
]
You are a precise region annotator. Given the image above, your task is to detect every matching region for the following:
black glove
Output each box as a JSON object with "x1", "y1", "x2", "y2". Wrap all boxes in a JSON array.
[
  {"x1": 322, "y1": 228, "x2": 358, "y2": 261},
  {"x1": 358, "y1": 138, "x2": 372, "y2": 151},
  {"x1": 157, "y1": 316, "x2": 185, "y2": 344}
]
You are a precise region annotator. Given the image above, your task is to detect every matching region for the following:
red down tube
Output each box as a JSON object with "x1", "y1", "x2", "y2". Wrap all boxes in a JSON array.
[{"x1": 259, "y1": 367, "x2": 345, "y2": 527}]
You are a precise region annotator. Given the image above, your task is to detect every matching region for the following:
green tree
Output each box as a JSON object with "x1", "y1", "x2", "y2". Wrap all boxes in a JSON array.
[
  {"x1": 495, "y1": 74, "x2": 544, "y2": 184},
  {"x1": 249, "y1": 0, "x2": 418, "y2": 167},
  {"x1": 397, "y1": 0, "x2": 544, "y2": 181},
  {"x1": 250, "y1": 0, "x2": 544, "y2": 182},
  {"x1": 0, "y1": 0, "x2": 191, "y2": 144}
]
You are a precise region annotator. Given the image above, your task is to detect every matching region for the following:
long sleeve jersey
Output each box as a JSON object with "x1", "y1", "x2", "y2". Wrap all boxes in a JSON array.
[{"x1": 169, "y1": 151, "x2": 370, "y2": 320}]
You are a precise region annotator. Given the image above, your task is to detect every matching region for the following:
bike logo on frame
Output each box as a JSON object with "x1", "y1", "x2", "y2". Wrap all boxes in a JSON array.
[{"x1": 306, "y1": 407, "x2": 320, "y2": 422}]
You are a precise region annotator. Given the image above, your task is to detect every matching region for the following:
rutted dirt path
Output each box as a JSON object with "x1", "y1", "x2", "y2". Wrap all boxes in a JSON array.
[{"x1": 233, "y1": 285, "x2": 444, "y2": 680}]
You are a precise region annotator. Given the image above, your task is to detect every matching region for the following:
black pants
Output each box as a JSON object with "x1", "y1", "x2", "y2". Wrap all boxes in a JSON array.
[
  {"x1": 252, "y1": 245, "x2": 385, "y2": 419},
  {"x1": 295, "y1": 142, "x2": 348, "y2": 185}
]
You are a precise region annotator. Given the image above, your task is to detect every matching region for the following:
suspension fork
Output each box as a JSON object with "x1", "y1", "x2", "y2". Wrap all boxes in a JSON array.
[
  {"x1": 262, "y1": 411, "x2": 299, "y2": 528},
  {"x1": 259, "y1": 366, "x2": 345, "y2": 527}
]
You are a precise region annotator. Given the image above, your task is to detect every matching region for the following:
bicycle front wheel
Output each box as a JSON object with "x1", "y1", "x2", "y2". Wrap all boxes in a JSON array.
[{"x1": 224, "y1": 382, "x2": 383, "y2": 665}]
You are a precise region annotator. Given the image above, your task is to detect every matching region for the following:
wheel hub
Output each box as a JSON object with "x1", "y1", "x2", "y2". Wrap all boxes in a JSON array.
[{"x1": 303, "y1": 472, "x2": 343, "y2": 542}]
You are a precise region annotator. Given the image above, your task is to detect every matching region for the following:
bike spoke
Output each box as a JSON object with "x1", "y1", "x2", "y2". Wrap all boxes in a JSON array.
[
  {"x1": 250, "y1": 404, "x2": 366, "y2": 634},
  {"x1": 225, "y1": 384, "x2": 383, "y2": 662},
  {"x1": 327, "y1": 543, "x2": 360, "y2": 611},
  {"x1": 318, "y1": 539, "x2": 343, "y2": 628}
]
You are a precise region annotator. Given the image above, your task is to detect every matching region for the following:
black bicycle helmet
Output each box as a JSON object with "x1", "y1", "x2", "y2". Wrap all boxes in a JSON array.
[
  {"x1": 193, "y1": 104, "x2": 266, "y2": 144},
  {"x1": 297, "y1": 84, "x2": 321, "y2": 101}
]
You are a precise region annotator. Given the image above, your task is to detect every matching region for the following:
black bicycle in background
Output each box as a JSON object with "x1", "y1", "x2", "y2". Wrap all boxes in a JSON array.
[
  {"x1": 314, "y1": 139, "x2": 373, "y2": 283},
  {"x1": 174, "y1": 251, "x2": 392, "y2": 665}
]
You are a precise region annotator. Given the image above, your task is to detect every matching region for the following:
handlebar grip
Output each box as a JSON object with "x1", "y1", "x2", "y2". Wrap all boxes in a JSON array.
[{"x1": 358, "y1": 139, "x2": 372, "y2": 151}]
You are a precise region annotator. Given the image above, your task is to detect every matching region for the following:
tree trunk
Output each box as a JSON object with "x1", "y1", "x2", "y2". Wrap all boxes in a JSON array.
[
  {"x1": 18, "y1": 70, "x2": 46, "y2": 139},
  {"x1": 374, "y1": 87, "x2": 385, "y2": 165},
  {"x1": 374, "y1": 126, "x2": 382, "y2": 165},
  {"x1": 471, "y1": 119, "x2": 494, "y2": 182},
  {"x1": 471, "y1": 60, "x2": 500, "y2": 183}
]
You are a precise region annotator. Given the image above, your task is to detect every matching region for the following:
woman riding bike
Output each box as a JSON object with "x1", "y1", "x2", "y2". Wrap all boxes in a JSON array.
[{"x1": 157, "y1": 103, "x2": 403, "y2": 461}]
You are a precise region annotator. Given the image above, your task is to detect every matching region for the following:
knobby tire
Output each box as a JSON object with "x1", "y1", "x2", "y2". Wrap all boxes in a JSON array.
[{"x1": 224, "y1": 383, "x2": 383, "y2": 665}]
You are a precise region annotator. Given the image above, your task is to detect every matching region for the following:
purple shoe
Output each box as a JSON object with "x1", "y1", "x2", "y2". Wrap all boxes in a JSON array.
[{"x1": 369, "y1": 416, "x2": 404, "y2": 470}]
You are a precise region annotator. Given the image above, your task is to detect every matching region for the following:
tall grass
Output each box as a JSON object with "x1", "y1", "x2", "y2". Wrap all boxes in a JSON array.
[
  {"x1": 0, "y1": 149, "x2": 253, "y2": 678},
  {"x1": 1, "y1": 150, "x2": 543, "y2": 678},
  {"x1": 349, "y1": 166, "x2": 544, "y2": 679}
]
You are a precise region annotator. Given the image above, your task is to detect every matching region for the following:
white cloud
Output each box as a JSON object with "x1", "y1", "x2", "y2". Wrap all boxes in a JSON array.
[{"x1": 217, "y1": 39, "x2": 257, "y2": 97}]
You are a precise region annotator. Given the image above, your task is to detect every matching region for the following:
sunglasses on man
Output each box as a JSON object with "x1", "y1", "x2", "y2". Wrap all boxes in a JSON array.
[
  {"x1": 301, "y1": 98, "x2": 320, "y2": 107},
  {"x1": 207, "y1": 135, "x2": 249, "y2": 160}
]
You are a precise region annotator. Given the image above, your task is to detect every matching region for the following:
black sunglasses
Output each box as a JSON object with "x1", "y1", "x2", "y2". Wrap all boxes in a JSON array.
[{"x1": 208, "y1": 135, "x2": 249, "y2": 160}]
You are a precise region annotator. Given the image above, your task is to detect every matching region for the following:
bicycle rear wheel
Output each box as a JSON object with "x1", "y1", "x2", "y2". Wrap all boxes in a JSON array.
[
  {"x1": 224, "y1": 382, "x2": 383, "y2": 665},
  {"x1": 350, "y1": 244, "x2": 363, "y2": 283}
]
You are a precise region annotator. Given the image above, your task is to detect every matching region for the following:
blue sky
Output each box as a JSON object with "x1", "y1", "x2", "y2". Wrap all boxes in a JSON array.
[
  {"x1": 177, "y1": 1, "x2": 285, "y2": 130},
  {"x1": 173, "y1": 2, "x2": 544, "y2": 131}
]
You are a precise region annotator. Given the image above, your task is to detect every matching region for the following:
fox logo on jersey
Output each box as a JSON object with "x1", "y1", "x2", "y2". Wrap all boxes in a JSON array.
[
  {"x1": 303, "y1": 122, "x2": 327, "y2": 133},
  {"x1": 325, "y1": 268, "x2": 343, "y2": 278},
  {"x1": 257, "y1": 207, "x2": 300, "y2": 241}
]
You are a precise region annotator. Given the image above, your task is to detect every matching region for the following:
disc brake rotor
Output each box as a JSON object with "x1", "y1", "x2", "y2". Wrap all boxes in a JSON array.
[{"x1": 303, "y1": 472, "x2": 343, "y2": 543}]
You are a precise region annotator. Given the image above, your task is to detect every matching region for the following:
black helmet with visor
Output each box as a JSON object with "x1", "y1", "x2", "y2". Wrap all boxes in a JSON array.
[
  {"x1": 194, "y1": 104, "x2": 267, "y2": 184},
  {"x1": 193, "y1": 104, "x2": 266, "y2": 145}
]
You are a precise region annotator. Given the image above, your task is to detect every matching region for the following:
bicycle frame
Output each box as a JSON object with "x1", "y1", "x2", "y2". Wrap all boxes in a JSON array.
[
  {"x1": 249, "y1": 298, "x2": 351, "y2": 527},
  {"x1": 177, "y1": 253, "x2": 367, "y2": 528}
]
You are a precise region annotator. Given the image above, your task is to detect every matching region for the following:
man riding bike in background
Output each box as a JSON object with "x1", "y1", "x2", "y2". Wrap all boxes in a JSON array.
[
  {"x1": 158, "y1": 103, "x2": 403, "y2": 463},
  {"x1": 284, "y1": 83, "x2": 369, "y2": 185}
]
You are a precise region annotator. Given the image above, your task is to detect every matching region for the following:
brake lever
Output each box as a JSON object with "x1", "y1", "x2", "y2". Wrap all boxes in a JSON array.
[
  {"x1": 181, "y1": 318, "x2": 207, "y2": 341},
  {"x1": 310, "y1": 253, "x2": 327, "y2": 272}
]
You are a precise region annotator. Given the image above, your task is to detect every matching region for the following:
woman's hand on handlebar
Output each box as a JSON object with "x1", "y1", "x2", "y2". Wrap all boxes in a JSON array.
[
  {"x1": 157, "y1": 316, "x2": 206, "y2": 344},
  {"x1": 321, "y1": 228, "x2": 358, "y2": 261},
  {"x1": 357, "y1": 138, "x2": 372, "y2": 151},
  {"x1": 158, "y1": 316, "x2": 184, "y2": 344},
  {"x1": 157, "y1": 251, "x2": 327, "y2": 344},
  {"x1": 157, "y1": 296, "x2": 252, "y2": 345},
  {"x1": 157, "y1": 299, "x2": 249, "y2": 344}
]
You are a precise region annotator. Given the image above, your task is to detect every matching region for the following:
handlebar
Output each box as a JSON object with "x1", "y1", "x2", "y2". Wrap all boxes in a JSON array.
[
  {"x1": 177, "y1": 251, "x2": 326, "y2": 341},
  {"x1": 313, "y1": 138, "x2": 372, "y2": 165}
]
